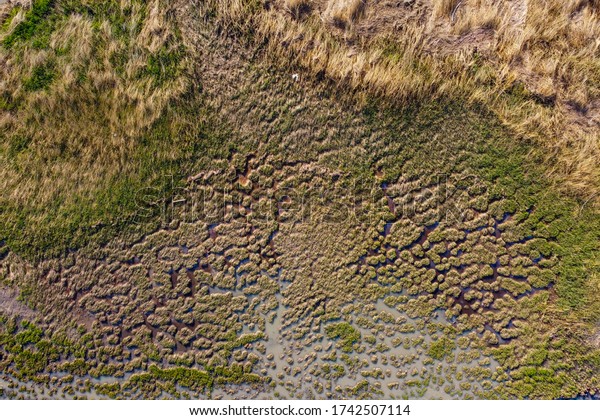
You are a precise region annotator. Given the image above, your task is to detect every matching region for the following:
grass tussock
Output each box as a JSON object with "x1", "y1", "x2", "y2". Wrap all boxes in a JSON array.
[
  {"x1": 204, "y1": 0, "x2": 600, "y2": 207},
  {"x1": 325, "y1": 0, "x2": 366, "y2": 28}
]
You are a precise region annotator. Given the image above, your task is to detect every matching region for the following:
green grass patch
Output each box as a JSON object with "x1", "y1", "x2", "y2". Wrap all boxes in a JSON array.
[
  {"x1": 23, "y1": 62, "x2": 56, "y2": 91},
  {"x1": 0, "y1": 317, "x2": 83, "y2": 381},
  {"x1": 2, "y1": 0, "x2": 55, "y2": 48},
  {"x1": 0, "y1": 97, "x2": 233, "y2": 259},
  {"x1": 325, "y1": 322, "x2": 361, "y2": 352},
  {"x1": 144, "y1": 47, "x2": 184, "y2": 87},
  {"x1": 127, "y1": 364, "x2": 264, "y2": 394},
  {"x1": 427, "y1": 337, "x2": 456, "y2": 360}
]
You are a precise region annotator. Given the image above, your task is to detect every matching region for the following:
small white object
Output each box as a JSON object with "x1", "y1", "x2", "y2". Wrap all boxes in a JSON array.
[{"x1": 292, "y1": 73, "x2": 300, "y2": 82}]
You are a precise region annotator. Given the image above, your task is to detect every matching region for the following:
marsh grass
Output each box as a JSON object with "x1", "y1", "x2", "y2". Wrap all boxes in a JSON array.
[
  {"x1": 325, "y1": 321, "x2": 361, "y2": 352},
  {"x1": 0, "y1": 11, "x2": 598, "y2": 396},
  {"x1": 0, "y1": 0, "x2": 235, "y2": 258}
]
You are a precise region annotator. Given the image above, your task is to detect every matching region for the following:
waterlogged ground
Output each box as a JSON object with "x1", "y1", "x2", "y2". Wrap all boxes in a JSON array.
[
  {"x1": 0, "y1": 4, "x2": 599, "y2": 400},
  {"x1": 2, "y1": 97, "x2": 597, "y2": 399}
]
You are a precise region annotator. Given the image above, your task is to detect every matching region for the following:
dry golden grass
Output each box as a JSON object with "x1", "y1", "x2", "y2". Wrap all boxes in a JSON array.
[
  {"x1": 0, "y1": 0, "x2": 195, "y2": 254},
  {"x1": 205, "y1": 0, "x2": 600, "y2": 207},
  {"x1": 0, "y1": 0, "x2": 190, "y2": 198},
  {"x1": 284, "y1": 0, "x2": 312, "y2": 18},
  {"x1": 325, "y1": 0, "x2": 366, "y2": 28},
  {"x1": 451, "y1": 0, "x2": 506, "y2": 34},
  {"x1": 432, "y1": 0, "x2": 462, "y2": 20}
]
